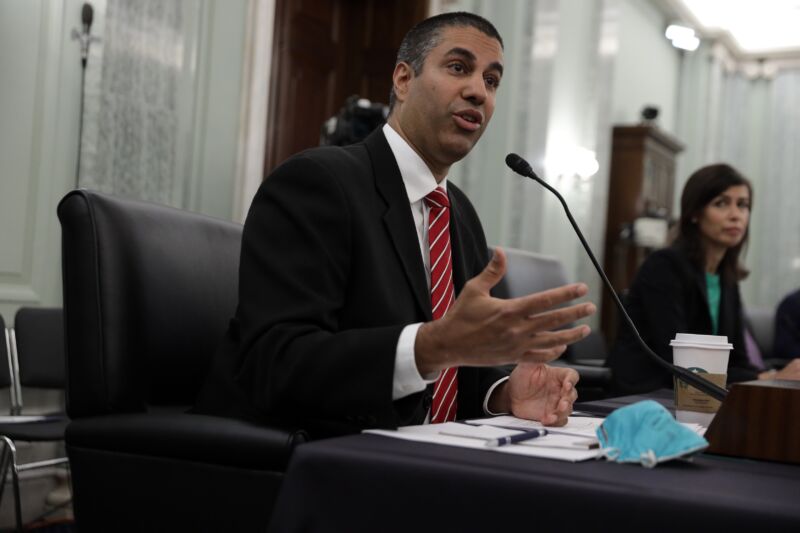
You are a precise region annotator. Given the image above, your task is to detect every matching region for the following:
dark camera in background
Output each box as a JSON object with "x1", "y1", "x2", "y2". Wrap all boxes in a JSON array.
[
  {"x1": 640, "y1": 105, "x2": 659, "y2": 123},
  {"x1": 320, "y1": 95, "x2": 389, "y2": 147}
]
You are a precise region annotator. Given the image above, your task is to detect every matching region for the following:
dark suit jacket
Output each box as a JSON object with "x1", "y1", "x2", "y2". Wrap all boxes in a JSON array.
[
  {"x1": 606, "y1": 246, "x2": 759, "y2": 394},
  {"x1": 774, "y1": 289, "x2": 800, "y2": 360},
  {"x1": 195, "y1": 129, "x2": 506, "y2": 436}
]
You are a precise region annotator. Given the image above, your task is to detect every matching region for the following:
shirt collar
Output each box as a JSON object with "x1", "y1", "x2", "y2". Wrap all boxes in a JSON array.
[{"x1": 382, "y1": 123, "x2": 446, "y2": 204}]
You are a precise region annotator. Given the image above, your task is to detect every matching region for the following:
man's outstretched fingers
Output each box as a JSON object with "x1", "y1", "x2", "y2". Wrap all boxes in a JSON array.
[
  {"x1": 467, "y1": 247, "x2": 507, "y2": 294},
  {"x1": 523, "y1": 302, "x2": 596, "y2": 332},
  {"x1": 509, "y1": 283, "x2": 589, "y2": 316},
  {"x1": 524, "y1": 325, "x2": 591, "y2": 349},
  {"x1": 518, "y1": 345, "x2": 567, "y2": 363}
]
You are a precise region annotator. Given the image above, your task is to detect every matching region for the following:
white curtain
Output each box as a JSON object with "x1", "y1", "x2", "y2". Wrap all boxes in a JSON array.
[
  {"x1": 749, "y1": 68, "x2": 800, "y2": 307},
  {"x1": 78, "y1": 0, "x2": 197, "y2": 207}
]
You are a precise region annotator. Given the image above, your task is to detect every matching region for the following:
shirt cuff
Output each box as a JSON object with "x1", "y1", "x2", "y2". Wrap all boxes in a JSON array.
[
  {"x1": 483, "y1": 376, "x2": 510, "y2": 416},
  {"x1": 393, "y1": 323, "x2": 439, "y2": 400}
]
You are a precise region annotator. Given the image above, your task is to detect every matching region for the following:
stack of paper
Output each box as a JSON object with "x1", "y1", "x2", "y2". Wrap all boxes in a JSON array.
[
  {"x1": 365, "y1": 416, "x2": 605, "y2": 462},
  {"x1": 365, "y1": 412, "x2": 708, "y2": 463}
]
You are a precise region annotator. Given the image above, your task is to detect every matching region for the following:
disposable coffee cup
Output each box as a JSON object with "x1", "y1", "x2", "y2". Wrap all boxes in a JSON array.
[{"x1": 670, "y1": 333, "x2": 730, "y2": 418}]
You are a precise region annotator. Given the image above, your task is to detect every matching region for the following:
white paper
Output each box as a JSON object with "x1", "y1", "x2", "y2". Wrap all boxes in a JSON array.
[
  {"x1": 364, "y1": 422, "x2": 602, "y2": 462},
  {"x1": 469, "y1": 413, "x2": 706, "y2": 436},
  {"x1": 467, "y1": 415, "x2": 604, "y2": 437}
]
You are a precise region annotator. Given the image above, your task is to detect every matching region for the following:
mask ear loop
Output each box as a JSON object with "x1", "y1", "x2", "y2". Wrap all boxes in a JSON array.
[
  {"x1": 600, "y1": 447, "x2": 619, "y2": 461},
  {"x1": 596, "y1": 424, "x2": 618, "y2": 461},
  {"x1": 640, "y1": 449, "x2": 658, "y2": 468}
]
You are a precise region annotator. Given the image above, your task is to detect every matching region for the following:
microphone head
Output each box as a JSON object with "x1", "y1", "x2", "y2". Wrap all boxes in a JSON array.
[
  {"x1": 505, "y1": 153, "x2": 533, "y2": 177},
  {"x1": 82, "y1": 3, "x2": 94, "y2": 28}
]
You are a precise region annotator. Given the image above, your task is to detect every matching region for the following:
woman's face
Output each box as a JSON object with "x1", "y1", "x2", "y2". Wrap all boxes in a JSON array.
[{"x1": 696, "y1": 184, "x2": 751, "y2": 251}]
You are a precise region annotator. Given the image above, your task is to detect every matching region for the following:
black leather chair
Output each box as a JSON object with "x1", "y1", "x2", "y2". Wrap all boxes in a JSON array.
[
  {"x1": 0, "y1": 314, "x2": 14, "y2": 412},
  {"x1": 493, "y1": 246, "x2": 612, "y2": 398},
  {"x1": 58, "y1": 190, "x2": 306, "y2": 532}
]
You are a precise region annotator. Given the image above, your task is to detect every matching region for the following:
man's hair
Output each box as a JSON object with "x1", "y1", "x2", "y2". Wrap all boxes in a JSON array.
[{"x1": 388, "y1": 12, "x2": 503, "y2": 112}]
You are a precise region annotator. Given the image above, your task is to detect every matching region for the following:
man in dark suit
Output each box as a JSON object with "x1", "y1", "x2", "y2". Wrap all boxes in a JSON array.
[{"x1": 196, "y1": 12, "x2": 595, "y2": 437}]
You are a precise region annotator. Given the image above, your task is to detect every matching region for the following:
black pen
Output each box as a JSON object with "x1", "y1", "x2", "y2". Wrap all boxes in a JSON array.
[
  {"x1": 470, "y1": 423, "x2": 593, "y2": 439},
  {"x1": 485, "y1": 428, "x2": 548, "y2": 447}
]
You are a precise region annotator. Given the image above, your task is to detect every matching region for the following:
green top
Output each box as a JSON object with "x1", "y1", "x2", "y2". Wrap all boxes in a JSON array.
[{"x1": 705, "y1": 272, "x2": 721, "y2": 335}]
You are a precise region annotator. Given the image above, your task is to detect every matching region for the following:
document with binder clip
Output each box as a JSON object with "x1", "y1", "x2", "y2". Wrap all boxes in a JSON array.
[{"x1": 364, "y1": 415, "x2": 604, "y2": 462}]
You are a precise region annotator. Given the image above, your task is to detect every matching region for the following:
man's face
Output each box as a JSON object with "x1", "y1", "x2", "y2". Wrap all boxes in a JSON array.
[{"x1": 391, "y1": 26, "x2": 504, "y2": 177}]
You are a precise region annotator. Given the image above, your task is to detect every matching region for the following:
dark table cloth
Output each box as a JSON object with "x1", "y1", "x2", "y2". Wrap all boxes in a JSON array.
[{"x1": 268, "y1": 391, "x2": 800, "y2": 532}]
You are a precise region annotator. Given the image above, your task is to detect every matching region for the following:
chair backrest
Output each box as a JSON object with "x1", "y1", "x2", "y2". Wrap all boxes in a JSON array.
[
  {"x1": 745, "y1": 306, "x2": 775, "y2": 360},
  {"x1": 58, "y1": 190, "x2": 243, "y2": 418},
  {"x1": 13, "y1": 307, "x2": 65, "y2": 389},
  {"x1": 0, "y1": 315, "x2": 12, "y2": 411},
  {"x1": 0, "y1": 314, "x2": 11, "y2": 390},
  {"x1": 496, "y1": 246, "x2": 606, "y2": 362},
  {"x1": 495, "y1": 247, "x2": 569, "y2": 298}
]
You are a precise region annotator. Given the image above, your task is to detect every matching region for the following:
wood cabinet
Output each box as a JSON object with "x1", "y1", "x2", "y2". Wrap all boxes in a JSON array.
[{"x1": 601, "y1": 125, "x2": 684, "y2": 343}]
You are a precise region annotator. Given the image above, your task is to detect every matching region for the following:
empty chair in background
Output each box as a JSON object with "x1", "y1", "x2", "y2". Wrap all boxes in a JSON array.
[
  {"x1": 0, "y1": 315, "x2": 14, "y2": 410},
  {"x1": 0, "y1": 307, "x2": 70, "y2": 532}
]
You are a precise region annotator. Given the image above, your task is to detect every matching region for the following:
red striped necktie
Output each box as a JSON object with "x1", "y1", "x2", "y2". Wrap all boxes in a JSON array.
[{"x1": 424, "y1": 187, "x2": 458, "y2": 423}]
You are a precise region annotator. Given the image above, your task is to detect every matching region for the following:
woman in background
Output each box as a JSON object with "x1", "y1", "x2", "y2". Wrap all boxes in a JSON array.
[{"x1": 607, "y1": 163, "x2": 800, "y2": 394}]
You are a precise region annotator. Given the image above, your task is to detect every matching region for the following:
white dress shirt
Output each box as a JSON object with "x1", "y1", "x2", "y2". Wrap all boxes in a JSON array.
[{"x1": 383, "y1": 124, "x2": 508, "y2": 414}]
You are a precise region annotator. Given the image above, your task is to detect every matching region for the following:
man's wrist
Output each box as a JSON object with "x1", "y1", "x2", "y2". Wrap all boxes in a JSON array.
[
  {"x1": 486, "y1": 378, "x2": 511, "y2": 415},
  {"x1": 414, "y1": 320, "x2": 450, "y2": 375},
  {"x1": 392, "y1": 323, "x2": 434, "y2": 400}
]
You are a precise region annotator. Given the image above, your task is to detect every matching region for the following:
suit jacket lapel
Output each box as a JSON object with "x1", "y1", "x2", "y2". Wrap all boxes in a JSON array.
[
  {"x1": 448, "y1": 192, "x2": 469, "y2": 293},
  {"x1": 365, "y1": 130, "x2": 432, "y2": 321}
]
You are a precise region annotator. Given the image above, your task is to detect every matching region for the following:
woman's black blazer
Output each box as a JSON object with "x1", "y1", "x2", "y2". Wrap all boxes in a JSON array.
[{"x1": 607, "y1": 246, "x2": 759, "y2": 394}]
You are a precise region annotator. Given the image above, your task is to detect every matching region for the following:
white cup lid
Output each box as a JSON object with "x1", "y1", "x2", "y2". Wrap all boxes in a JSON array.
[
  {"x1": 670, "y1": 340, "x2": 733, "y2": 350},
  {"x1": 673, "y1": 333, "x2": 729, "y2": 345}
]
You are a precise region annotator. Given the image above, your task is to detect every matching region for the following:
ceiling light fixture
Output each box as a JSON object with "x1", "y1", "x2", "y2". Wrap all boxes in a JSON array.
[{"x1": 666, "y1": 24, "x2": 700, "y2": 51}]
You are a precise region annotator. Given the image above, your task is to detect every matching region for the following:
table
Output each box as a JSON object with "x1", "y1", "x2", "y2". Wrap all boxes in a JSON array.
[{"x1": 268, "y1": 393, "x2": 800, "y2": 532}]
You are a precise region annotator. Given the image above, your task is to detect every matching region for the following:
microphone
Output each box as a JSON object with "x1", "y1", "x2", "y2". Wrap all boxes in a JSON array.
[
  {"x1": 81, "y1": 3, "x2": 94, "y2": 34},
  {"x1": 71, "y1": 3, "x2": 98, "y2": 68},
  {"x1": 505, "y1": 153, "x2": 728, "y2": 401}
]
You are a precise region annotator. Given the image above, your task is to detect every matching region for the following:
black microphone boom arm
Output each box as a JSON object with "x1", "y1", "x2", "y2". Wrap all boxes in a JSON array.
[{"x1": 505, "y1": 153, "x2": 728, "y2": 401}]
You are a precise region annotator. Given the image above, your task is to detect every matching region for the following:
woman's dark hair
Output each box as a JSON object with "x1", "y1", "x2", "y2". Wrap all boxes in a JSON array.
[{"x1": 673, "y1": 163, "x2": 752, "y2": 281}]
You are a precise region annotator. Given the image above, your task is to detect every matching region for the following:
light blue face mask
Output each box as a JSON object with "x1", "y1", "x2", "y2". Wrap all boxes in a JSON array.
[{"x1": 595, "y1": 400, "x2": 709, "y2": 468}]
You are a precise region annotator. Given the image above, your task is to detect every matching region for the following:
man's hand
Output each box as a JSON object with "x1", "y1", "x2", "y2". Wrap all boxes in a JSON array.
[
  {"x1": 505, "y1": 364, "x2": 579, "y2": 426},
  {"x1": 761, "y1": 358, "x2": 800, "y2": 380},
  {"x1": 415, "y1": 247, "x2": 596, "y2": 374}
]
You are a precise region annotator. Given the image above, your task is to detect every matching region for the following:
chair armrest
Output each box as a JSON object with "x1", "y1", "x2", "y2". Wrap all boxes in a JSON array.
[{"x1": 66, "y1": 412, "x2": 307, "y2": 471}]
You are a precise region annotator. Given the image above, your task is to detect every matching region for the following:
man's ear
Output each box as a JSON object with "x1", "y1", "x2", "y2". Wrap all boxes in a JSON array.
[{"x1": 392, "y1": 62, "x2": 414, "y2": 107}]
